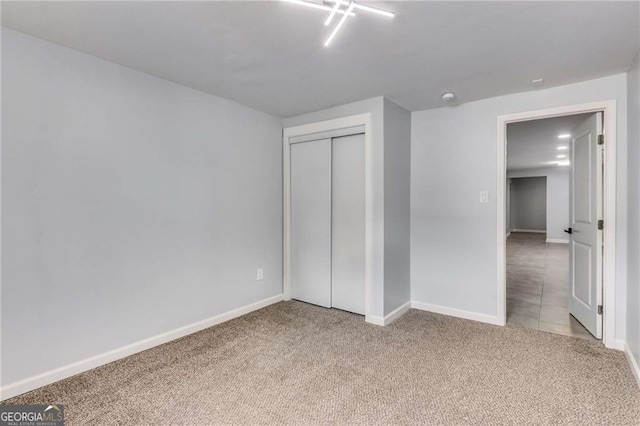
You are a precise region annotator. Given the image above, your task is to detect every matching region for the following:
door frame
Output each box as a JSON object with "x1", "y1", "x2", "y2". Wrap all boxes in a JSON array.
[
  {"x1": 283, "y1": 113, "x2": 373, "y2": 321},
  {"x1": 496, "y1": 101, "x2": 617, "y2": 349}
]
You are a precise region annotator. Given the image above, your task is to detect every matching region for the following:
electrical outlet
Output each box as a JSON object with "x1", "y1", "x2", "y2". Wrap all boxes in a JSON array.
[{"x1": 257, "y1": 269, "x2": 264, "y2": 280}]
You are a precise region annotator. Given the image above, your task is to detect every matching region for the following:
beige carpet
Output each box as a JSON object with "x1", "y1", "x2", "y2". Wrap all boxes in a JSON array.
[{"x1": 4, "y1": 301, "x2": 639, "y2": 425}]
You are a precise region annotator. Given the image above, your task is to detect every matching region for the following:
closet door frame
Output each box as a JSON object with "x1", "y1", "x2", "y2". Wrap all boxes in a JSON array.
[{"x1": 283, "y1": 113, "x2": 373, "y2": 322}]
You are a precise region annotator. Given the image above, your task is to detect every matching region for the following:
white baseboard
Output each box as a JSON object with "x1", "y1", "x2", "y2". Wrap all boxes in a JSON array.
[
  {"x1": 511, "y1": 229, "x2": 546, "y2": 234},
  {"x1": 366, "y1": 301, "x2": 411, "y2": 326},
  {"x1": 411, "y1": 301, "x2": 503, "y2": 326},
  {"x1": 0, "y1": 294, "x2": 284, "y2": 401},
  {"x1": 611, "y1": 339, "x2": 626, "y2": 351},
  {"x1": 546, "y1": 238, "x2": 569, "y2": 244},
  {"x1": 624, "y1": 343, "x2": 640, "y2": 389},
  {"x1": 385, "y1": 301, "x2": 411, "y2": 325},
  {"x1": 365, "y1": 315, "x2": 384, "y2": 326}
]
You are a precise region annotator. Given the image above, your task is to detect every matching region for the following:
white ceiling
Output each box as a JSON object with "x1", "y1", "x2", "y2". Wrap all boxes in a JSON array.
[
  {"x1": 507, "y1": 113, "x2": 592, "y2": 172},
  {"x1": 2, "y1": 1, "x2": 638, "y2": 117}
]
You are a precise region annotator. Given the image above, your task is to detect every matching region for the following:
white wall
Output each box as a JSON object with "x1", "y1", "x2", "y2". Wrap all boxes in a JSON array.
[
  {"x1": 411, "y1": 74, "x2": 628, "y2": 342},
  {"x1": 283, "y1": 97, "x2": 386, "y2": 317},
  {"x1": 1, "y1": 29, "x2": 283, "y2": 387},
  {"x1": 626, "y1": 48, "x2": 640, "y2": 374},
  {"x1": 383, "y1": 99, "x2": 411, "y2": 315},
  {"x1": 508, "y1": 168, "x2": 570, "y2": 242},
  {"x1": 509, "y1": 177, "x2": 547, "y2": 232}
]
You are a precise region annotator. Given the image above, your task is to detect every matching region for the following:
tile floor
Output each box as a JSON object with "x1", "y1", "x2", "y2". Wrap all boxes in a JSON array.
[{"x1": 506, "y1": 232, "x2": 596, "y2": 340}]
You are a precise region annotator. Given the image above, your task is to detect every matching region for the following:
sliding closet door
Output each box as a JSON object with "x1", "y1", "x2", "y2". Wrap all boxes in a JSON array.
[
  {"x1": 290, "y1": 139, "x2": 332, "y2": 307},
  {"x1": 331, "y1": 134, "x2": 365, "y2": 315}
]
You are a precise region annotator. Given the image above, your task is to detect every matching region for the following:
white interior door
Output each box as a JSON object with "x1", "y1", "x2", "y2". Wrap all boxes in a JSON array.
[
  {"x1": 569, "y1": 112, "x2": 603, "y2": 338},
  {"x1": 331, "y1": 134, "x2": 365, "y2": 315},
  {"x1": 290, "y1": 139, "x2": 332, "y2": 308}
]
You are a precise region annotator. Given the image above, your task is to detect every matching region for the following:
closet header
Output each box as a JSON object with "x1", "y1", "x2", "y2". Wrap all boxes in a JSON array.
[{"x1": 289, "y1": 125, "x2": 365, "y2": 144}]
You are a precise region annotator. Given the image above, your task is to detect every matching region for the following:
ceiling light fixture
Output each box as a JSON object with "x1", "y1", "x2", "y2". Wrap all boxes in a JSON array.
[
  {"x1": 557, "y1": 154, "x2": 567, "y2": 159},
  {"x1": 557, "y1": 146, "x2": 568, "y2": 150},
  {"x1": 327, "y1": 0, "x2": 395, "y2": 17},
  {"x1": 558, "y1": 133, "x2": 571, "y2": 139},
  {"x1": 325, "y1": 2, "x2": 356, "y2": 46},
  {"x1": 557, "y1": 161, "x2": 570, "y2": 166},
  {"x1": 325, "y1": 0, "x2": 342, "y2": 25},
  {"x1": 284, "y1": 0, "x2": 394, "y2": 46},
  {"x1": 531, "y1": 78, "x2": 544, "y2": 86},
  {"x1": 283, "y1": 0, "x2": 355, "y2": 16}
]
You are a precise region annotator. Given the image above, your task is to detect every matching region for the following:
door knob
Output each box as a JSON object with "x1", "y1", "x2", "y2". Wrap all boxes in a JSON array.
[{"x1": 564, "y1": 228, "x2": 573, "y2": 234}]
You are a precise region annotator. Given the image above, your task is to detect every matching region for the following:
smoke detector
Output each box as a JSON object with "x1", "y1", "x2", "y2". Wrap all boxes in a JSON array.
[{"x1": 441, "y1": 92, "x2": 456, "y2": 102}]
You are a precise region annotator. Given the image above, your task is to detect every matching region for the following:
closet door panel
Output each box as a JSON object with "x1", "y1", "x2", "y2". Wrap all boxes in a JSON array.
[
  {"x1": 331, "y1": 134, "x2": 365, "y2": 315},
  {"x1": 290, "y1": 139, "x2": 332, "y2": 307}
]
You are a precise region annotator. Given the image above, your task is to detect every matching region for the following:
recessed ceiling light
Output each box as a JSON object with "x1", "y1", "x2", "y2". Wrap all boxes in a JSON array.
[
  {"x1": 557, "y1": 146, "x2": 568, "y2": 150},
  {"x1": 531, "y1": 78, "x2": 544, "y2": 86},
  {"x1": 441, "y1": 92, "x2": 456, "y2": 102},
  {"x1": 557, "y1": 161, "x2": 570, "y2": 166},
  {"x1": 557, "y1": 154, "x2": 567, "y2": 159},
  {"x1": 558, "y1": 133, "x2": 571, "y2": 139}
]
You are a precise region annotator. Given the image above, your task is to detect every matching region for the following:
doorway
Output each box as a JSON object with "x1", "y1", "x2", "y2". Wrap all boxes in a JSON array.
[
  {"x1": 506, "y1": 114, "x2": 595, "y2": 339},
  {"x1": 497, "y1": 101, "x2": 618, "y2": 349}
]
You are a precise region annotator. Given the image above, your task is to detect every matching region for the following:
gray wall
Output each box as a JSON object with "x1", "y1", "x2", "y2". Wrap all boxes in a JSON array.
[
  {"x1": 510, "y1": 177, "x2": 547, "y2": 232},
  {"x1": 508, "y1": 168, "x2": 570, "y2": 242},
  {"x1": 283, "y1": 97, "x2": 387, "y2": 318},
  {"x1": 1, "y1": 29, "x2": 283, "y2": 387},
  {"x1": 627, "y1": 48, "x2": 640, "y2": 373},
  {"x1": 383, "y1": 99, "x2": 411, "y2": 315},
  {"x1": 411, "y1": 74, "x2": 628, "y2": 343}
]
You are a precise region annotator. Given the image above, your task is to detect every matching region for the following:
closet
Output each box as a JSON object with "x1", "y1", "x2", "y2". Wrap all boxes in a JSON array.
[{"x1": 289, "y1": 129, "x2": 365, "y2": 315}]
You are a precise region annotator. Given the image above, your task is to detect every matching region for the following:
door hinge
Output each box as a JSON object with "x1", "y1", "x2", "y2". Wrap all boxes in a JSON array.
[
  {"x1": 598, "y1": 305, "x2": 603, "y2": 315},
  {"x1": 598, "y1": 220, "x2": 604, "y2": 230},
  {"x1": 598, "y1": 134, "x2": 604, "y2": 145}
]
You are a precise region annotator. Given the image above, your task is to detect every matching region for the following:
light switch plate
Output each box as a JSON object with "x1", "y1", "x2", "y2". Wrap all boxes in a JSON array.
[
  {"x1": 480, "y1": 191, "x2": 489, "y2": 203},
  {"x1": 257, "y1": 269, "x2": 264, "y2": 280}
]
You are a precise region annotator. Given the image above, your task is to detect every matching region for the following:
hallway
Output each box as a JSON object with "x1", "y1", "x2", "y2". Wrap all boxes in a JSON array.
[{"x1": 506, "y1": 232, "x2": 596, "y2": 340}]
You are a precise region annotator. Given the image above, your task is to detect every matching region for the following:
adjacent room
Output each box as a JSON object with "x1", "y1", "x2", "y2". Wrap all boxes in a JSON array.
[
  {"x1": 1, "y1": 1, "x2": 639, "y2": 425},
  {"x1": 505, "y1": 114, "x2": 597, "y2": 340}
]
